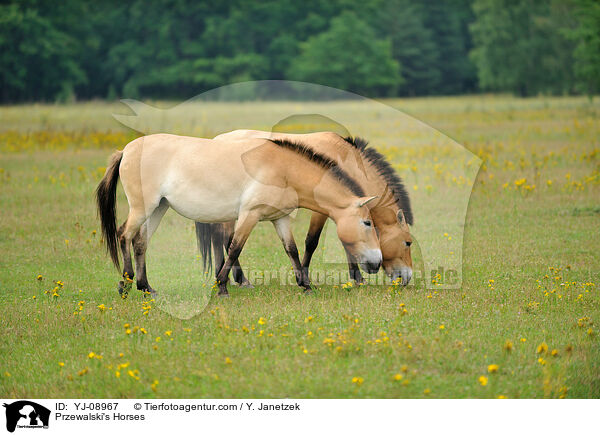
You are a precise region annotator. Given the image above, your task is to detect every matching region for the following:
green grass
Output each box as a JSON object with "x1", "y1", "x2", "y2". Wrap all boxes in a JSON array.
[{"x1": 0, "y1": 95, "x2": 598, "y2": 398}]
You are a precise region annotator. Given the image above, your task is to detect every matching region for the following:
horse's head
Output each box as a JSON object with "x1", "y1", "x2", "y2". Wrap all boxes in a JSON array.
[
  {"x1": 379, "y1": 209, "x2": 413, "y2": 285},
  {"x1": 336, "y1": 196, "x2": 382, "y2": 273}
]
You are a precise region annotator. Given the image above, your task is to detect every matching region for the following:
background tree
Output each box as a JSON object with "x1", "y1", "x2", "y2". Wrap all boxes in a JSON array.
[
  {"x1": 288, "y1": 11, "x2": 402, "y2": 96},
  {"x1": 470, "y1": 0, "x2": 576, "y2": 96},
  {"x1": 0, "y1": 0, "x2": 597, "y2": 102},
  {"x1": 0, "y1": 2, "x2": 84, "y2": 101},
  {"x1": 565, "y1": 0, "x2": 600, "y2": 95},
  {"x1": 424, "y1": 0, "x2": 477, "y2": 94},
  {"x1": 376, "y1": 0, "x2": 440, "y2": 96}
]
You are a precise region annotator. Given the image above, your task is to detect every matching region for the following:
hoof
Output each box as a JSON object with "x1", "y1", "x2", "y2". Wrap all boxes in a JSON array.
[
  {"x1": 217, "y1": 282, "x2": 229, "y2": 297},
  {"x1": 239, "y1": 280, "x2": 254, "y2": 289},
  {"x1": 303, "y1": 287, "x2": 313, "y2": 295},
  {"x1": 118, "y1": 281, "x2": 130, "y2": 299}
]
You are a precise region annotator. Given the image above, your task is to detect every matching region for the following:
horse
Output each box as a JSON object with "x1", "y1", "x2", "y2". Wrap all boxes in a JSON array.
[
  {"x1": 95, "y1": 133, "x2": 382, "y2": 296},
  {"x1": 198, "y1": 130, "x2": 413, "y2": 286}
]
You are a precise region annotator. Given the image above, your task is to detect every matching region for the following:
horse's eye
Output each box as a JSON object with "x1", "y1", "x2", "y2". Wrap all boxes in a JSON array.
[
  {"x1": 363, "y1": 220, "x2": 372, "y2": 227},
  {"x1": 405, "y1": 241, "x2": 412, "y2": 247}
]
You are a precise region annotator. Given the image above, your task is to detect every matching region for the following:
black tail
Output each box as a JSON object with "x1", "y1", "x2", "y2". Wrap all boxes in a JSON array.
[
  {"x1": 195, "y1": 222, "x2": 213, "y2": 274},
  {"x1": 96, "y1": 151, "x2": 123, "y2": 270}
]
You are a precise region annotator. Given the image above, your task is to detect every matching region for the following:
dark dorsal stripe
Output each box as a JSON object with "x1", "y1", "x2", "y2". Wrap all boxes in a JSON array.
[
  {"x1": 343, "y1": 136, "x2": 414, "y2": 225},
  {"x1": 271, "y1": 138, "x2": 365, "y2": 197}
]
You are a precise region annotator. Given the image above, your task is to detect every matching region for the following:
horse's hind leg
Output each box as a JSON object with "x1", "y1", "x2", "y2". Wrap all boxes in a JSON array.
[
  {"x1": 117, "y1": 199, "x2": 161, "y2": 295},
  {"x1": 222, "y1": 221, "x2": 252, "y2": 287},
  {"x1": 133, "y1": 200, "x2": 168, "y2": 294},
  {"x1": 212, "y1": 224, "x2": 225, "y2": 280},
  {"x1": 117, "y1": 209, "x2": 146, "y2": 295}
]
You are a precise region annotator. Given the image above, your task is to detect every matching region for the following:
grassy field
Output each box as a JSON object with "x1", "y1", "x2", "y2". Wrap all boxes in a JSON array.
[{"x1": 0, "y1": 95, "x2": 598, "y2": 398}]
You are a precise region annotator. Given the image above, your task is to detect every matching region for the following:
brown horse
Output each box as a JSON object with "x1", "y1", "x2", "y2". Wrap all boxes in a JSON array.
[
  {"x1": 96, "y1": 134, "x2": 382, "y2": 296},
  {"x1": 199, "y1": 130, "x2": 413, "y2": 286}
]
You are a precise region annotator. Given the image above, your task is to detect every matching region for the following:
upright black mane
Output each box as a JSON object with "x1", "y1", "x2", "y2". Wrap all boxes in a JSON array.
[
  {"x1": 343, "y1": 136, "x2": 414, "y2": 225},
  {"x1": 271, "y1": 138, "x2": 365, "y2": 197}
]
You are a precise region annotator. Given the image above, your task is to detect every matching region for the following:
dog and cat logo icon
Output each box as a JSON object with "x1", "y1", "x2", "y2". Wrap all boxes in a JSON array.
[{"x1": 3, "y1": 401, "x2": 50, "y2": 432}]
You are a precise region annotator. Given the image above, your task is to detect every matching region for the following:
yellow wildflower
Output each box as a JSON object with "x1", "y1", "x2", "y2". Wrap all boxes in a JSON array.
[
  {"x1": 536, "y1": 342, "x2": 548, "y2": 354},
  {"x1": 352, "y1": 376, "x2": 364, "y2": 385}
]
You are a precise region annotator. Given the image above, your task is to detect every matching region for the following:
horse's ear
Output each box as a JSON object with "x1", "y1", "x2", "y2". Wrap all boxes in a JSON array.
[
  {"x1": 357, "y1": 196, "x2": 378, "y2": 208},
  {"x1": 397, "y1": 209, "x2": 406, "y2": 224}
]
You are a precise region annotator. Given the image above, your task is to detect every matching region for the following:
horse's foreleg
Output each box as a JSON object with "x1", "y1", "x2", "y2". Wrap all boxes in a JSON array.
[
  {"x1": 273, "y1": 216, "x2": 311, "y2": 292},
  {"x1": 345, "y1": 249, "x2": 365, "y2": 285},
  {"x1": 301, "y1": 212, "x2": 328, "y2": 283},
  {"x1": 215, "y1": 212, "x2": 260, "y2": 296}
]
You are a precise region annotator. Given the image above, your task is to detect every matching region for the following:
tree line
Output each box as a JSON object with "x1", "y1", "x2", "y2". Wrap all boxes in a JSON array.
[{"x1": 0, "y1": 0, "x2": 598, "y2": 102}]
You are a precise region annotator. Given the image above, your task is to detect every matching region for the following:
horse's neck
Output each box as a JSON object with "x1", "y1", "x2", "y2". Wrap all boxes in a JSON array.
[{"x1": 286, "y1": 163, "x2": 354, "y2": 218}]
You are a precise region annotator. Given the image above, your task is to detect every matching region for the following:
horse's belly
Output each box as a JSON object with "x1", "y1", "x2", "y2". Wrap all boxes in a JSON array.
[{"x1": 165, "y1": 190, "x2": 241, "y2": 222}]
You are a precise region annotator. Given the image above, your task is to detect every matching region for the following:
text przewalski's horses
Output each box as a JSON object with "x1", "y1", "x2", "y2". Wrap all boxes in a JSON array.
[{"x1": 96, "y1": 134, "x2": 382, "y2": 296}]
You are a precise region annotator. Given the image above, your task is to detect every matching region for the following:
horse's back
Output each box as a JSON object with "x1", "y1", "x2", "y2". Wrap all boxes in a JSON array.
[{"x1": 119, "y1": 134, "x2": 283, "y2": 222}]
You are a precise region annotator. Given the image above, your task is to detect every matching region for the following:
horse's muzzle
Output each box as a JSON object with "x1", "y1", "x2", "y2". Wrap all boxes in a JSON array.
[
  {"x1": 359, "y1": 249, "x2": 382, "y2": 274},
  {"x1": 391, "y1": 267, "x2": 413, "y2": 286}
]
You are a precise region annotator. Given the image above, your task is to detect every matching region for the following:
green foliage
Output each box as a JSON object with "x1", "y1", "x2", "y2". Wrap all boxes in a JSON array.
[
  {"x1": 424, "y1": 0, "x2": 478, "y2": 94},
  {"x1": 470, "y1": 0, "x2": 576, "y2": 96},
  {"x1": 288, "y1": 12, "x2": 402, "y2": 96},
  {"x1": 376, "y1": 0, "x2": 441, "y2": 95},
  {"x1": 0, "y1": 3, "x2": 85, "y2": 101},
  {"x1": 565, "y1": 0, "x2": 600, "y2": 94},
  {"x1": 0, "y1": 0, "x2": 598, "y2": 101}
]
